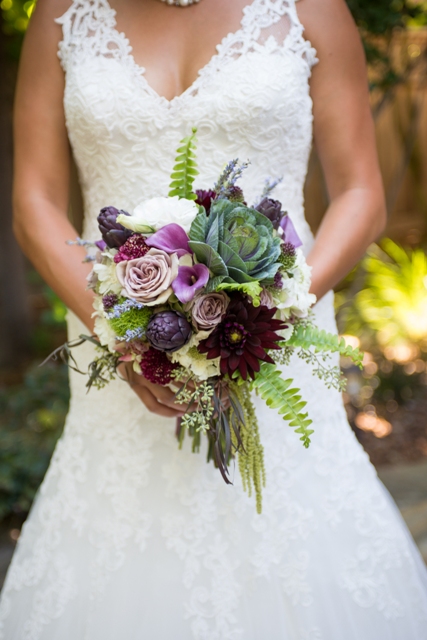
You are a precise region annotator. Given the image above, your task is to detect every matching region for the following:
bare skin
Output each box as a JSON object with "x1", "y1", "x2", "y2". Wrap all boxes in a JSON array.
[{"x1": 13, "y1": 0, "x2": 386, "y2": 418}]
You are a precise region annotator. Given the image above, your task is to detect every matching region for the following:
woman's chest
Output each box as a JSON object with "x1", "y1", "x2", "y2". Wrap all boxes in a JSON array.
[{"x1": 64, "y1": 49, "x2": 313, "y2": 147}]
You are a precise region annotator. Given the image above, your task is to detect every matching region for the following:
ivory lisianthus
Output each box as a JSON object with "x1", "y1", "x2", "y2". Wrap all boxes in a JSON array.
[{"x1": 116, "y1": 196, "x2": 199, "y2": 234}]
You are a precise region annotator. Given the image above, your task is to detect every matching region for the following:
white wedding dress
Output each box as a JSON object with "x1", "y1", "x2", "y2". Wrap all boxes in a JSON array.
[{"x1": 1, "y1": 0, "x2": 427, "y2": 638}]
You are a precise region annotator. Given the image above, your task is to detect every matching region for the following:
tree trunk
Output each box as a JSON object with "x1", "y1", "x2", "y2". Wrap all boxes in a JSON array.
[{"x1": 0, "y1": 28, "x2": 31, "y2": 368}]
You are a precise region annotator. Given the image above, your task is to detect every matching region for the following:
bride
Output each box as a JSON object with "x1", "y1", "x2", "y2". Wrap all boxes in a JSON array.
[{"x1": 1, "y1": 0, "x2": 427, "y2": 638}]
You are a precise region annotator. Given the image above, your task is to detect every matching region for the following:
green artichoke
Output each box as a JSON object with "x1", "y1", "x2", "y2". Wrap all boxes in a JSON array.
[{"x1": 188, "y1": 199, "x2": 281, "y2": 288}]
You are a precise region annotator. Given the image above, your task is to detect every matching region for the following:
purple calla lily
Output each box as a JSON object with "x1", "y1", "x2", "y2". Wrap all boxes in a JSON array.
[
  {"x1": 172, "y1": 264, "x2": 210, "y2": 304},
  {"x1": 95, "y1": 239, "x2": 107, "y2": 251},
  {"x1": 280, "y1": 215, "x2": 302, "y2": 248},
  {"x1": 145, "y1": 223, "x2": 191, "y2": 258}
]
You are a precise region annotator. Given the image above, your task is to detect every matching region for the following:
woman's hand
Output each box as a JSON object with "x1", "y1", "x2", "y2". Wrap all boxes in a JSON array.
[{"x1": 118, "y1": 361, "x2": 185, "y2": 418}]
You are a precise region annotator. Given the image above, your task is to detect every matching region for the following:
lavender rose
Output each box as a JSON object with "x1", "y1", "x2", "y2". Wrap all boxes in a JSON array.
[
  {"x1": 116, "y1": 248, "x2": 179, "y2": 306},
  {"x1": 191, "y1": 292, "x2": 229, "y2": 331}
]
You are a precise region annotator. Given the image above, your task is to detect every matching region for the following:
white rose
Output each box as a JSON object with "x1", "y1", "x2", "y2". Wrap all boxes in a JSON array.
[
  {"x1": 93, "y1": 255, "x2": 122, "y2": 295},
  {"x1": 92, "y1": 297, "x2": 117, "y2": 351},
  {"x1": 273, "y1": 249, "x2": 316, "y2": 319},
  {"x1": 116, "y1": 196, "x2": 199, "y2": 234}
]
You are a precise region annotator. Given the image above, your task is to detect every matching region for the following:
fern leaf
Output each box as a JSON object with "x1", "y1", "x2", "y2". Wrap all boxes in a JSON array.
[
  {"x1": 168, "y1": 128, "x2": 199, "y2": 200},
  {"x1": 286, "y1": 324, "x2": 363, "y2": 368},
  {"x1": 252, "y1": 362, "x2": 314, "y2": 447}
]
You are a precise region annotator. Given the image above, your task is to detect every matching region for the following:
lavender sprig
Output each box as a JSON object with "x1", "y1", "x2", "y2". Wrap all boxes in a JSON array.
[
  {"x1": 214, "y1": 159, "x2": 250, "y2": 199},
  {"x1": 105, "y1": 298, "x2": 145, "y2": 319},
  {"x1": 253, "y1": 177, "x2": 283, "y2": 207}
]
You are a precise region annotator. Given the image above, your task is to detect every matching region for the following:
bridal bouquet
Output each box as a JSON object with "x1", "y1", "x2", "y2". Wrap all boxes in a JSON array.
[{"x1": 54, "y1": 129, "x2": 362, "y2": 512}]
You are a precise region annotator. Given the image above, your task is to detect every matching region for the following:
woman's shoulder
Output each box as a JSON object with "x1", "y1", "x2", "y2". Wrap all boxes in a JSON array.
[{"x1": 296, "y1": 0, "x2": 361, "y2": 56}]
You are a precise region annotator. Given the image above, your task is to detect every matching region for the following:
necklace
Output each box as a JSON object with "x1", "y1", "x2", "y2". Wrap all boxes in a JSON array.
[{"x1": 159, "y1": 0, "x2": 201, "y2": 6}]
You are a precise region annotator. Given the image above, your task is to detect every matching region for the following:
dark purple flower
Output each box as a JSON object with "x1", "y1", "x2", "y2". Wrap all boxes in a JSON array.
[
  {"x1": 102, "y1": 294, "x2": 118, "y2": 310},
  {"x1": 97, "y1": 206, "x2": 133, "y2": 248},
  {"x1": 146, "y1": 311, "x2": 192, "y2": 353},
  {"x1": 114, "y1": 235, "x2": 150, "y2": 263},
  {"x1": 227, "y1": 186, "x2": 246, "y2": 203},
  {"x1": 280, "y1": 215, "x2": 302, "y2": 248},
  {"x1": 198, "y1": 294, "x2": 286, "y2": 380},
  {"x1": 140, "y1": 348, "x2": 179, "y2": 386},
  {"x1": 195, "y1": 190, "x2": 216, "y2": 215},
  {"x1": 145, "y1": 223, "x2": 191, "y2": 258},
  {"x1": 172, "y1": 264, "x2": 210, "y2": 304},
  {"x1": 255, "y1": 197, "x2": 282, "y2": 230}
]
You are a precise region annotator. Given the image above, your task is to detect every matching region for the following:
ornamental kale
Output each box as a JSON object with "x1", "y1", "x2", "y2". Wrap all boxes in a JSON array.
[{"x1": 188, "y1": 199, "x2": 282, "y2": 288}]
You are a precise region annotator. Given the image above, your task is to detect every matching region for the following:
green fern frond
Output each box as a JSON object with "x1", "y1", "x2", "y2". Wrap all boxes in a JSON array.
[
  {"x1": 168, "y1": 127, "x2": 199, "y2": 200},
  {"x1": 286, "y1": 324, "x2": 363, "y2": 368},
  {"x1": 251, "y1": 362, "x2": 314, "y2": 447}
]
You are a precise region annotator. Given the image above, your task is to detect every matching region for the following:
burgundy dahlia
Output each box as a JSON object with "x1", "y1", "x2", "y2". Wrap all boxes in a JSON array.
[
  {"x1": 97, "y1": 206, "x2": 133, "y2": 248},
  {"x1": 195, "y1": 189, "x2": 216, "y2": 215},
  {"x1": 140, "y1": 347, "x2": 178, "y2": 386},
  {"x1": 198, "y1": 295, "x2": 286, "y2": 380},
  {"x1": 114, "y1": 235, "x2": 150, "y2": 263}
]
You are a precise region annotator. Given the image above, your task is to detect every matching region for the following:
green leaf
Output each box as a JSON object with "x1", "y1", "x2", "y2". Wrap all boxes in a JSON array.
[
  {"x1": 188, "y1": 241, "x2": 228, "y2": 276},
  {"x1": 189, "y1": 211, "x2": 209, "y2": 243},
  {"x1": 251, "y1": 362, "x2": 314, "y2": 447},
  {"x1": 286, "y1": 324, "x2": 364, "y2": 368},
  {"x1": 204, "y1": 275, "x2": 227, "y2": 292},
  {"x1": 217, "y1": 280, "x2": 262, "y2": 304},
  {"x1": 168, "y1": 128, "x2": 199, "y2": 200}
]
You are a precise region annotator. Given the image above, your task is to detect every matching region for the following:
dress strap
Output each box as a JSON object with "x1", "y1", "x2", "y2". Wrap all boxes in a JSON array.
[
  {"x1": 55, "y1": 0, "x2": 129, "y2": 71},
  {"x1": 237, "y1": 0, "x2": 318, "y2": 70}
]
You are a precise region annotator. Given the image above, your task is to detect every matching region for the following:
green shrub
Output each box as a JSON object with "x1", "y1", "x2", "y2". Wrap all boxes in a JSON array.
[{"x1": 0, "y1": 363, "x2": 69, "y2": 521}]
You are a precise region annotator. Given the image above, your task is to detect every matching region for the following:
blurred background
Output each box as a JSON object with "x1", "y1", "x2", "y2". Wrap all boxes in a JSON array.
[{"x1": 0, "y1": 0, "x2": 427, "y2": 583}]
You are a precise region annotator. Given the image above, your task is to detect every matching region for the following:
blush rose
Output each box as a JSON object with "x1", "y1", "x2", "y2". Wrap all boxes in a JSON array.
[{"x1": 116, "y1": 248, "x2": 179, "y2": 306}]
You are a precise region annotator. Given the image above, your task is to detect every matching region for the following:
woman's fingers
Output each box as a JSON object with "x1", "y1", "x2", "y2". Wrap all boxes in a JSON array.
[
  {"x1": 118, "y1": 361, "x2": 185, "y2": 416},
  {"x1": 131, "y1": 383, "x2": 184, "y2": 418}
]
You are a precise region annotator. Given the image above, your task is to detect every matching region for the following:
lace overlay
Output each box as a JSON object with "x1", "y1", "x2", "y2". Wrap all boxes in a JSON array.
[{"x1": 1, "y1": 0, "x2": 427, "y2": 638}]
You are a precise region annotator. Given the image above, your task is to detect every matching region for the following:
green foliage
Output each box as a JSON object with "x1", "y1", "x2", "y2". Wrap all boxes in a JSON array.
[
  {"x1": 0, "y1": 363, "x2": 69, "y2": 521},
  {"x1": 341, "y1": 240, "x2": 427, "y2": 348},
  {"x1": 1, "y1": 0, "x2": 35, "y2": 36},
  {"x1": 287, "y1": 324, "x2": 364, "y2": 368},
  {"x1": 347, "y1": 0, "x2": 427, "y2": 35},
  {"x1": 108, "y1": 306, "x2": 152, "y2": 339},
  {"x1": 168, "y1": 128, "x2": 199, "y2": 200},
  {"x1": 251, "y1": 362, "x2": 314, "y2": 448},
  {"x1": 216, "y1": 280, "x2": 262, "y2": 305},
  {"x1": 230, "y1": 382, "x2": 265, "y2": 514}
]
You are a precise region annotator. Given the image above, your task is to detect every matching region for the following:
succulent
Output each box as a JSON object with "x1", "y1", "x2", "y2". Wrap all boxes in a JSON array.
[
  {"x1": 188, "y1": 199, "x2": 281, "y2": 287},
  {"x1": 255, "y1": 197, "x2": 283, "y2": 230},
  {"x1": 97, "y1": 206, "x2": 133, "y2": 248},
  {"x1": 146, "y1": 311, "x2": 192, "y2": 353}
]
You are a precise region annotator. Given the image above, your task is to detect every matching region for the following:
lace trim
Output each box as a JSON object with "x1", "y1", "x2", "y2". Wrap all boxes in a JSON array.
[{"x1": 55, "y1": 0, "x2": 318, "y2": 106}]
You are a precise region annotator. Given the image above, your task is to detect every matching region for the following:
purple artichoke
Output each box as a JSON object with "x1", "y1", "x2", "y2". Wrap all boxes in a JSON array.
[
  {"x1": 195, "y1": 190, "x2": 216, "y2": 215},
  {"x1": 255, "y1": 197, "x2": 283, "y2": 230},
  {"x1": 146, "y1": 311, "x2": 192, "y2": 353},
  {"x1": 97, "y1": 206, "x2": 133, "y2": 248}
]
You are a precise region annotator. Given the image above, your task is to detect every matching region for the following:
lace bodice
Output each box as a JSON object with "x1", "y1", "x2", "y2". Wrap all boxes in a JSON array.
[{"x1": 56, "y1": 0, "x2": 318, "y2": 246}]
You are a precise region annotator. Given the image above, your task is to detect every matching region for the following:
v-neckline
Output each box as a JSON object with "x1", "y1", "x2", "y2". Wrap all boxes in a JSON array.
[{"x1": 103, "y1": 0, "x2": 260, "y2": 106}]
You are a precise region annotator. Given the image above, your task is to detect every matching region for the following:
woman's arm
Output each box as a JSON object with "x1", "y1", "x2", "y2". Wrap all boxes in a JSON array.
[
  {"x1": 13, "y1": 0, "x2": 183, "y2": 417},
  {"x1": 297, "y1": 0, "x2": 387, "y2": 301}
]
